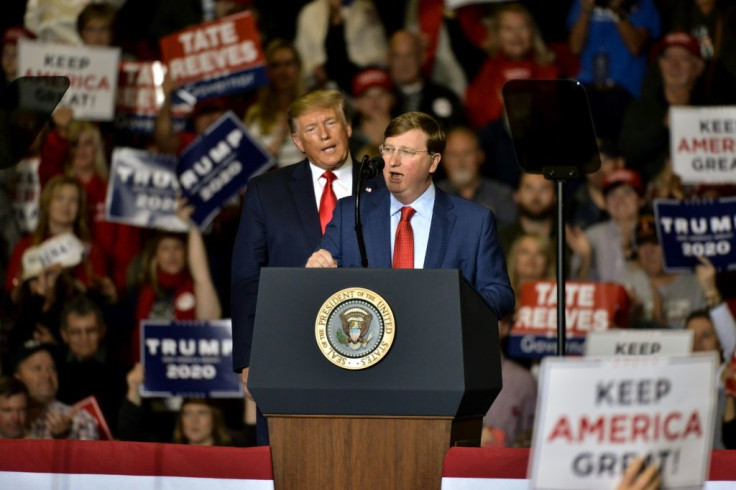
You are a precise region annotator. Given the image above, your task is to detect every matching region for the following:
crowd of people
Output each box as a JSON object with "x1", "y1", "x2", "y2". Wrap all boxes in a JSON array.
[{"x1": 0, "y1": 0, "x2": 735, "y2": 462}]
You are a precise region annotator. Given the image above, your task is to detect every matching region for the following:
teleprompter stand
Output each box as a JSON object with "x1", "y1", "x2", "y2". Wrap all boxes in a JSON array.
[
  {"x1": 248, "y1": 268, "x2": 502, "y2": 490},
  {"x1": 503, "y1": 79, "x2": 601, "y2": 356}
]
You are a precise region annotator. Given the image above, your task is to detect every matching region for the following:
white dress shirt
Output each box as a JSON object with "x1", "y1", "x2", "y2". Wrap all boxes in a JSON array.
[
  {"x1": 389, "y1": 183, "x2": 436, "y2": 269},
  {"x1": 309, "y1": 157, "x2": 354, "y2": 209}
]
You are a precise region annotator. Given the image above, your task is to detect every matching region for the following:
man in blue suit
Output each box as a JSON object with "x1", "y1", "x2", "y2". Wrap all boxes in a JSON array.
[
  {"x1": 231, "y1": 90, "x2": 382, "y2": 444},
  {"x1": 307, "y1": 112, "x2": 514, "y2": 319}
]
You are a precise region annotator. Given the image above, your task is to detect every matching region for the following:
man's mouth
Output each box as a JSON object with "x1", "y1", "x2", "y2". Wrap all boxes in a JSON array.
[
  {"x1": 322, "y1": 144, "x2": 337, "y2": 153},
  {"x1": 389, "y1": 171, "x2": 404, "y2": 183}
]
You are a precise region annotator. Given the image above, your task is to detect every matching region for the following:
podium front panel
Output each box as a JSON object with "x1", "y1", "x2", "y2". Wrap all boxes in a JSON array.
[{"x1": 247, "y1": 268, "x2": 501, "y2": 417}]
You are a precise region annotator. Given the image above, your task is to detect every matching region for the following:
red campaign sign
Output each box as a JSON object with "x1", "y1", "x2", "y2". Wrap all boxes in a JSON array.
[
  {"x1": 74, "y1": 396, "x2": 113, "y2": 440},
  {"x1": 116, "y1": 61, "x2": 165, "y2": 116},
  {"x1": 159, "y1": 11, "x2": 265, "y2": 86},
  {"x1": 512, "y1": 281, "x2": 630, "y2": 338}
]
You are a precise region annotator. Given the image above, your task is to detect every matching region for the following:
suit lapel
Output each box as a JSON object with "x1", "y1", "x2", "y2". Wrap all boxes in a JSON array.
[
  {"x1": 289, "y1": 161, "x2": 321, "y2": 246},
  {"x1": 362, "y1": 189, "x2": 392, "y2": 268},
  {"x1": 424, "y1": 188, "x2": 456, "y2": 269}
]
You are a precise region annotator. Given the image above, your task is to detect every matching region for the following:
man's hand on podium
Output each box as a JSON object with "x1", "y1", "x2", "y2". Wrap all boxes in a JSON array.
[
  {"x1": 240, "y1": 367, "x2": 254, "y2": 401},
  {"x1": 306, "y1": 249, "x2": 338, "y2": 268}
]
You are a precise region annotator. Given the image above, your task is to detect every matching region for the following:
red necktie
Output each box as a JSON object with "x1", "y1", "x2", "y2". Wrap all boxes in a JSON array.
[
  {"x1": 319, "y1": 171, "x2": 337, "y2": 234},
  {"x1": 393, "y1": 206, "x2": 416, "y2": 269}
]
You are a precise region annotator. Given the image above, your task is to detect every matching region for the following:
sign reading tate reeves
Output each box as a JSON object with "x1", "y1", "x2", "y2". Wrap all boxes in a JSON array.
[
  {"x1": 18, "y1": 39, "x2": 120, "y2": 121},
  {"x1": 177, "y1": 112, "x2": 272, "y2": 228},
  {"x1": 653, "y1": 197, "x2": 736, "y2": 273},
  {"x1": 671, "y1": 106, "x2": 736, "y2": 184},
  {"x1": 509, "y1": 281, "x2": 629, "y2": 358},
  {"x1": 160, "y1": 11, "x2": 267, "y2": 101},
  {"x1": 141, "y1": 320, "x2": 242, "y2": 398},
  {"x1": 529, "y1": 355, "x2": 717, "y2": 490}
]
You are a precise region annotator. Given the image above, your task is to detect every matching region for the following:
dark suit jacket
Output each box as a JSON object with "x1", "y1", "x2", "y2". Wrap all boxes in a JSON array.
[
  {"x1": 319, "y1": 186, "x2": 515, "y2": 319},
  {"x1": 231, "y1": 159, "x2": 381, "y2": 371}
]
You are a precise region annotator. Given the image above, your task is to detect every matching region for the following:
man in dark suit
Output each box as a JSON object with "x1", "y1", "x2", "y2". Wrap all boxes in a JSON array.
[
  {"x1": 307, "y1": 112, "x2": 514, "y2": 319},
  {"x1": 231, "y1": 90, "x2": 381, "y2": 444}
]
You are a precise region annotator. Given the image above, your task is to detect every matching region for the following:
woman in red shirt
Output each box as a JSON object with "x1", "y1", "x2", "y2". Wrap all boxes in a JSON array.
[
  {"x1": 447, "y1": 3, "x2": 560, "y2": 129},
  {"x1": 40, "y1": 108, "x2": 141, "y2": 292},
  {"x1": 5, "y1": 176, "x2": 110, "y2": 299}
]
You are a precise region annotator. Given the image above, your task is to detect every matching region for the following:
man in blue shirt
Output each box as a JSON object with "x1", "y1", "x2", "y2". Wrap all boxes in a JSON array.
[{"x1": 306, "y1": 112, "x2": 514, "y2": 319}]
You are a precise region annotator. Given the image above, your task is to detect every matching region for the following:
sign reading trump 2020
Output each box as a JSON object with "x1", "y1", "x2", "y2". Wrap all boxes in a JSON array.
[
  {"x1": 141, "y1": 320, "x2": 242, "y2": 398},
  {"x1": 104, "y1": 147, "x2": 187, "y2": 231},
  {"x1": 160, "y1": 11, "x2": 267, "y2": 101},
  {"x1": 528, "y1": 354, "x2": 717, "y2": 490},
  {"x1": 177, "y1": 111, "x2": 272, "y2": 228},
  {"x1": 509, "y1": 281, "x2": 629, "y2": 358},
  {"x1": 18, "y1": 39, "x2": 120, "y2": 121},
  {"x1": 671, "y1": 106, "x2": 736, "y2": 184},
  {"x1": 653, "y1": 197, "x2": 736, "y2": 273}
]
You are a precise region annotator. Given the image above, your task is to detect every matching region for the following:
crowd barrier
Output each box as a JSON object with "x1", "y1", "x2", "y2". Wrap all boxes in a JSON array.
[
  {"x1": 3, "y1": 441, "x2": 736, "y2": 489},
  {"x1": 0, "y1": 439, "x2": 274, "y2": 489},
  {"x1": 441, "y1": 447, "x2": 736, "y2": 489}
]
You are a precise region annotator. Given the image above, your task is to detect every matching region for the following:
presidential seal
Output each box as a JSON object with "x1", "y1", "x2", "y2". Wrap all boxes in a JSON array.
[{"x1": 315, "y1": 287, "x2": 395, "y2": 370}]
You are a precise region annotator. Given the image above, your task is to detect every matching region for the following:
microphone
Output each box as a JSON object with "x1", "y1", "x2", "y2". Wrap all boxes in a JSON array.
[{"x1": 361, "y1": 156, "x2": 385, "y2": 179}]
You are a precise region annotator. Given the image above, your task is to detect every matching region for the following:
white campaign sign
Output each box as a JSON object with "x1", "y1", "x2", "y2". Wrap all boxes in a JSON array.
[
  {"x1": 670, "y1": 106, "x2": 736, "y2": 184},
  {"x1": 18, "y1": 39, "x2": 121, "y2": 121},
  {"x1": 21, "y1": 233, "x2": 85, "y2": 280},
  {"x1": 585, "y1": 329, "x2": 693, "y2": 357},
  {"x1": 529, "y1": 355, "x2": 717, "y2": 490}
]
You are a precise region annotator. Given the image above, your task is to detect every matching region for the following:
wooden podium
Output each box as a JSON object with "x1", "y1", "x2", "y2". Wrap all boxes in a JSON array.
[{"x1": 248, "y1": 269, "x2": 502, "y2": 490}]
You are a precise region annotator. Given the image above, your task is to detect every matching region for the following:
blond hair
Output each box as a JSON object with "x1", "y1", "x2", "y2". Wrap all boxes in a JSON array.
[
  {"x1": 245, "y1": 39, "x2": 305, "y2": 135},
  {"x1": 485, "y1": 3, "x2": 554, "y2": 65},
  {"x1": 33, "y1": 175, "x2": 89, "y2": 245},
  {"x1": 67, "y1": 121, "x2": 108, "y2": 180},
  {"x1": 287, "y1": 90, "x2": 348, "y2": 133},
  {"x1": 506, "y1": 233, "x2": 555, "y2": 295}
]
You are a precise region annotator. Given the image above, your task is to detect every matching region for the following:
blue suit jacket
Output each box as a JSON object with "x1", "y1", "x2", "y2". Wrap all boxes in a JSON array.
[
  {"x1": 230, "y1": 159, "x2": 381, "y2": 370},
  {"x1": 320, "y1": 186, "x2": 515, "y2": 319}
]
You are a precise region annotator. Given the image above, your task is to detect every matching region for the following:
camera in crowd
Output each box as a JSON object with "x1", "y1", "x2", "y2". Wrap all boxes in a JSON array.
[{"x1": 594, "y1": 0, "x2": 638, "y2": 12}]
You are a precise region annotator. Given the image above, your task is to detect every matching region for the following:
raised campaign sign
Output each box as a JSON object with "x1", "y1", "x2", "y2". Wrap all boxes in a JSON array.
[
  {"x1": 140, "y1": 320, "x2": 242, "y2": 398},
  {"x1": 529, "y1": 354, "x2": 717, "y2": 490},
  {"x1": 116, "y1": 61, "x2": 191, "y2": 135},
  {"x1": 653, "y1": 197, "x2": 736, "y2": 273},
  {"x1": 21, "y1": 233, "x2": 85, "y2": 280},
  {"x1": 585, "y1": 329, "x2": 693, "y2": 358},
  {"x1": 509, "y1": 281, "x2": 630, "y2": 358},
  {"x1": 671, "y1": 106, "x2": 736, "y2": 184},
  {"x1": 18, "y1": 39, "x2": 120, "y2": 121},
  {"x1": 104, "y1": 147, "x2": 187, "y2": 232},
  {"x1": 160, "y1": 11, "x2": 267, "y2": 101},
  {"x1": 177, "y1": 111, "x2": 272, "y2": 228}
]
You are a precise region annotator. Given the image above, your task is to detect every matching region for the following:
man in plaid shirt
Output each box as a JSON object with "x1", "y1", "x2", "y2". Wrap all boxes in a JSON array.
[{"x1": 14, "y1": 341, "x2": 98, "y2": 440}]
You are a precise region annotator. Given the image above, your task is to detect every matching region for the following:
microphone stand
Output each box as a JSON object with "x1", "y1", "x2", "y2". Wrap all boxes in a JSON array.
[{"x1": 355, "y1": 155, "x2": 384, "y2": 268}]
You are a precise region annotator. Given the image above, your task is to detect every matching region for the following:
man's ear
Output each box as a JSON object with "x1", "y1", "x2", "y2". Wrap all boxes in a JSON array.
[
  {"x1": 291, "y1": 132, "x2": 305, "y2": 153},
  {"x1": 429, "y1": 153, "x2": 441, "y2": 174}
]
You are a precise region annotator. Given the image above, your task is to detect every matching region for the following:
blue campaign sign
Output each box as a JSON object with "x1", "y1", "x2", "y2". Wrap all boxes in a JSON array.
[
  {"x1": 141, "y1": 320, "x2": 242, "y2": 398},
  {"x1": 177, "y1": 111, "x2": 273, "y2": 228},
  {"x1": 105, "y1": 148, "x2": 188, "y2": 231},
  {"x1": 654, "y1": 197, "x2": 736, "y2": 273}
]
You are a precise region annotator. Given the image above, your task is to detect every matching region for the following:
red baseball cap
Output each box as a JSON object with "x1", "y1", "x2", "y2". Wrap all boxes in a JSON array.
[
  {"x1": 602, "y1": 168, "x2": 644, "y2": 196},
  {"x1": 352, "y1": 68, "x2": 393, "y2": 98},
  {"x1": 656, "y1": 31, "x2": 701, "y2": 59}
]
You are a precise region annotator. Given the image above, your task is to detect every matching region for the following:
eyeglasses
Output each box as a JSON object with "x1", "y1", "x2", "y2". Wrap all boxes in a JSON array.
[{"x1": 378, "y1": 145, "x2": 434, "y2": 158}]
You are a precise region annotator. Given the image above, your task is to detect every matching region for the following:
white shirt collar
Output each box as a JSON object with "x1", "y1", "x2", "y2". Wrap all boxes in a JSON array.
[
  {"x1": 390, "y1": 182, "x2": 435, "y2": 218},
  {"x1": 309, "y1": 155, "x2": 354, "y2": 184}
]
